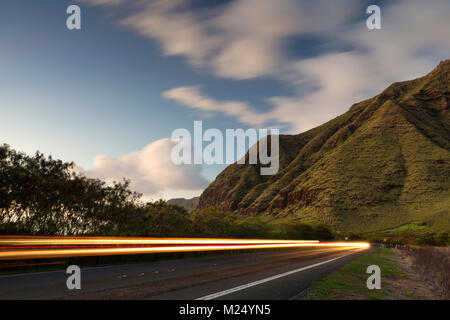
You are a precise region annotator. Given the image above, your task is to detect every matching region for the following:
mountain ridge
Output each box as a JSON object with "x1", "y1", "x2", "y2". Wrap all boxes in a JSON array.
[{"x1": 198, "y1": 60, "x2": 450, "y2": 232}]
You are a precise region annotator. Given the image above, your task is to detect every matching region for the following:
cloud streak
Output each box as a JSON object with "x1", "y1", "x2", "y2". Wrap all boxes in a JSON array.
[
  {"x1": 87, "y1": 0, "x2": 358, "y2": 80},
  {"x1": 78, "y1": 138, "x2": 209, "y2": 200},
  {"x1": 152, "y1": 0, "x2": 449, "y2": 132},
  {"x1": 163, "y1": 86, "x2": 272, "y2": 127},
  {"x1": 82, "y1": 0, "x2": 450, "y2": 132}
]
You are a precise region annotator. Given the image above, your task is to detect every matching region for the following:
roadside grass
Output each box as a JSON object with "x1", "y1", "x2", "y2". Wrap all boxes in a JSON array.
[
  {"x1": 301, "y1": 248, "x2": 404, "y2": 300},
  {"x1": 334, "y1": 196, "x2": 450, "y2": 235},
  {"x1": 382, "y1": 222, "x2": 429, "y2": 233}
]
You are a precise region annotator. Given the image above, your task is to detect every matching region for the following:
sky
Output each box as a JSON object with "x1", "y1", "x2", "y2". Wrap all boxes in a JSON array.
[{"x1": 1, "y1": 0, "x2": 449, "y2": 201}]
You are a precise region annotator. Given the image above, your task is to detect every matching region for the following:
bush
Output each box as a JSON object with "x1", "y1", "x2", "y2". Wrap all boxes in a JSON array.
[
  {"x1": 190, "y1": 207, "x2": 236, "y2": 237},
  {"x1": 230, "y1": 219, "x2": 272, "y2": 239},
  {"x1": 418, "y1": 232, "x2": 449, "y2": 246}
]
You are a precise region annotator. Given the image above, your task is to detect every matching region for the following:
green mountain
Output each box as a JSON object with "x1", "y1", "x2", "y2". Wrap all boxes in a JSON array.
[{"x1": 198, "y1": 60, "x2": 450, "y2": 233}]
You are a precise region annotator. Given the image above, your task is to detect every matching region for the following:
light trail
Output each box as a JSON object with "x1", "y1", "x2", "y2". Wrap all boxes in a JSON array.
[
  {"x1": 0, "y1": 236, "x2": 318, "y2": 246},
  {"x1": 0, "y1": 236, "x2": 370, "y2": 261}
]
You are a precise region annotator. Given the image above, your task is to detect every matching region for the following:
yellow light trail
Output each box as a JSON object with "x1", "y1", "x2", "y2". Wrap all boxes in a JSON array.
[
  {"x1": 0, "y1": 236, "x2": 370, "y2": 261},
  {"x1": 0, "y1": 237, "x2": 319, "y2": 246}
]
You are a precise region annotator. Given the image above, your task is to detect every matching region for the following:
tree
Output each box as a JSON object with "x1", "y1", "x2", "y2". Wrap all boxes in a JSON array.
[
  {"x1": 0, "y1": 144, "x2": 143, "y2": 236},
  {"x1": 191, "y1": 207, "x2": 235, "y2": 237}
]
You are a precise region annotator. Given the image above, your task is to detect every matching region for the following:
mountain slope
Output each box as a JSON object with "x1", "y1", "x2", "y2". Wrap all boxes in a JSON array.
[{"x1": 198, "y1": 60, "x2": 450, "y2": 232}]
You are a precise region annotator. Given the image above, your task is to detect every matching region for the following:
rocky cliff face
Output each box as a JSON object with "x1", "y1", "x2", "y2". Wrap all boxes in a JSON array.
[{"x1": 198, "y1": 60, "x2": 450, "y2": 230}]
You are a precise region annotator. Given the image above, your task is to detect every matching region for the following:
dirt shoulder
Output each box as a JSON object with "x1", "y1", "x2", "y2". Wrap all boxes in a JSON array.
[
  {"x1": 296, "y1": 247, "x2": 447, "y2": 300},
  {"x1": 394, "y1": 246, "x2": 449, "y2": 299}
]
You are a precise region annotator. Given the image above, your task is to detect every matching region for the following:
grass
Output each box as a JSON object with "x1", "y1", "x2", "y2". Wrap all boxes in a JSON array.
[
  {"x1": 382, "y1": 222, "x2": 429, "y2": 233},
  {"x1": 301, "y1": 248, "x2": 404, "y2": 300}
]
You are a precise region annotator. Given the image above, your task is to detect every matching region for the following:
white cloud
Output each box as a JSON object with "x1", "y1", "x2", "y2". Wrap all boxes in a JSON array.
[
  {"x1": 265, "y1": 52, "x2": 384, "y2": 132},
  {"x1": 346, "y1": 0, "x2": 450, "y2": 82},
  {"x1": 120, "y1": 0, "x2": 220, "y2": 68},
  {"x1": 78, "y1": 138, "x2": 208, "y2": 199},
  {"x1": 163, "y1": 86, "x2": 272, "y2": 127},
  {"x1": 80, "y1": 0, "x2": 125, "y2": 7},
  {"x1": 86, "y1": 0, "x2": 358, "y2": 80},
  {"x1": 210, "y1": 0, "x2": 358, "y2": 79},
  {"x1": 162, "y1": 53, "x2": 383, "y2": 132}
]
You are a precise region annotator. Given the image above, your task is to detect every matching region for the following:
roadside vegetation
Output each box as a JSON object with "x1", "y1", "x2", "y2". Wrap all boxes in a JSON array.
[
  {"x1": 300, "y1": 247, "x2": 449, "y2": 300},
  {"x1": 0, "y1": 144, "x2": 334, "y2": 240},
  {"x1": 300, "y1": 248, "x2": 405, "y2": 300},
  {"x1": 348, "y1": 221, "x2": 450, "y2": 246}
]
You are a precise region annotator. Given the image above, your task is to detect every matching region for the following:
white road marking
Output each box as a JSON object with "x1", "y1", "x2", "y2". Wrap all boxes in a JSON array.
[
  {"x1": 196, "y1": 250, "x2": 364, "y2": 300},
  {"x1": 0, "y1": 269, "x2": 65, "y2": 278},
  {"x1": 0, "y1": 263, "x2": 138, "y2": 279}
]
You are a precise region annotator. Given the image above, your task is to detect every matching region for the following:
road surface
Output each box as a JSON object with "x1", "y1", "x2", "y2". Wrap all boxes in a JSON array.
[{"x1": 0, "y1": 246, "x2": 368, "y2": 300}]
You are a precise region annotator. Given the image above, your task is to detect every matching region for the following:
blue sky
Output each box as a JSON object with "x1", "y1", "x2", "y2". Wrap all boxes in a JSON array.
[{"x1": 1, "y1": 0, "x2": 449, "y2": 200}]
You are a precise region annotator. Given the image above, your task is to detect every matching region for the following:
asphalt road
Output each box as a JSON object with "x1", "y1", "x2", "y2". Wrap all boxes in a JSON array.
[{"x1": 0, "y1": 246, "x2": 368, "y2": 300}]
